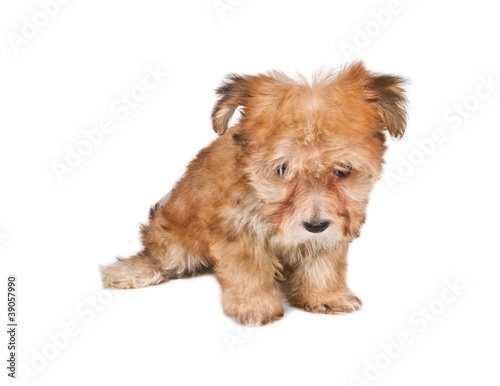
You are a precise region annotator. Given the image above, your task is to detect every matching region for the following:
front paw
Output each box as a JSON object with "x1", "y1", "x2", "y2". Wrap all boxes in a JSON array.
[
  {"x1": 300, "y1": 291, "x2": 362, "y2": 315},
  {"x1": 222, "y1": 294, "x2": 284, "y2": 326}
]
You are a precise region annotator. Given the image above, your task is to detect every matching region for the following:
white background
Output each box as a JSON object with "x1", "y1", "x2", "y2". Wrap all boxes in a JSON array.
[{"x1": 1, "y1": 1, "x2": 499, "y2": 385}]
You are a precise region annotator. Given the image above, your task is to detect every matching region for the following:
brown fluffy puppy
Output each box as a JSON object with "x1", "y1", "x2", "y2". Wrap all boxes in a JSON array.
[{"x1": 100, "y1": 62, "x2": 408, "y2": 326}]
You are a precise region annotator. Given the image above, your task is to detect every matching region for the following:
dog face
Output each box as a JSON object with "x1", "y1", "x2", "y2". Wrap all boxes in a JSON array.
[{"x1": 212, "y1": 62, "x2": 407, "y2": 247}]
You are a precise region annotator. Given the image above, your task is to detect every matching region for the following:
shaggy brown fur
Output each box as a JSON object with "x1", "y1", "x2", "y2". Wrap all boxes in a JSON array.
[{"x1": 100, "y1": 62, "x2": 408, "y2": 326}]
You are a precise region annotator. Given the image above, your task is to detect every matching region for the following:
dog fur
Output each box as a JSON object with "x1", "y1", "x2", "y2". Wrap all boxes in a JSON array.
[{"x1": 100, "y1": 62, "x2": 408, "y2": 326}]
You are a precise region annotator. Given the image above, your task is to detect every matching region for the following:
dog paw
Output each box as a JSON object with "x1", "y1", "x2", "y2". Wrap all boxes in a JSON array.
[
  {"x1": 223, "y1": 296, "x2": 284, "y2": 326},
  {"x1": 100, "y1": 258, "x2": 163, "y2": 290},
  {"x1": 301, "y1": 291, "x2": 362, "y2": 315}
]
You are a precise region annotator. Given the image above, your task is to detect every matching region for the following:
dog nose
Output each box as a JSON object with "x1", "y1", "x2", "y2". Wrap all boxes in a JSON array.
[{"x1": 303, "y1": 220, "x2": 330, "y2": 233}]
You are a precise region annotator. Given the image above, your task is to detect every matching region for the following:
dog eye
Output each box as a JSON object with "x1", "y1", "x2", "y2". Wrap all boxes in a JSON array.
[
  {"x1": 334, "y1": 165, "x2": 352, "y2": 179},
  {"x1": 277, "y1": 164, "x2": 288, "y2": 177}
]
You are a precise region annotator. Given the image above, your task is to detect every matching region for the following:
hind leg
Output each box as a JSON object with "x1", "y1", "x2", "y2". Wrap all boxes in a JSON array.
[
  {"x1": 100, "y1": 252, "x2": 164, "y2": 289},
  {"x1": 101, "y1": 217, "x2": 210, "y2": 290}
]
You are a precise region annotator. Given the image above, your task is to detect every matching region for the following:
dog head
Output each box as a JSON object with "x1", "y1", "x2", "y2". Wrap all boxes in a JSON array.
[{"x1": 212, "y1": 62, "x2": 408, "y2": 246}]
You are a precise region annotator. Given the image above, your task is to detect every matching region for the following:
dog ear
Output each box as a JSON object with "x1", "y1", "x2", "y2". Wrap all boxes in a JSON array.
[
  {"x1": 338, "y1": 62, "x2": 408, "y2": 140},
  {"x1": 211, "y1": 74, "x2": 249, "y2": 136},
  {"x1": 366, "y1": 71, "x2": 408, "y2": 140}
]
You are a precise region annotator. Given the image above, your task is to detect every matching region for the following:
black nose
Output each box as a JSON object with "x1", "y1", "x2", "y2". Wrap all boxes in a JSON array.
[{"x1": 303, "y1": 220, "x2": 330, "y2": 233}]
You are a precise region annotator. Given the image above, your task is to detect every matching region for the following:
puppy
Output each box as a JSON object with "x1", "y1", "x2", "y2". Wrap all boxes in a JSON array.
[{"x1": 100, "y1": 62, "x2": 408, "y2": 326}]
